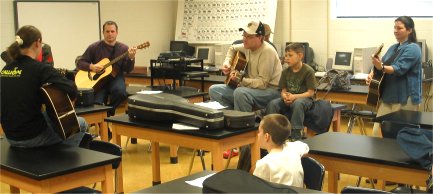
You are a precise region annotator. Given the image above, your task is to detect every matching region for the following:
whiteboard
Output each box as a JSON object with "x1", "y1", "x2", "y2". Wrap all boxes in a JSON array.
[
  {"x1": 175, "y1": 0, "x2": 278, "y2": 44},
  {"x1": 15, "y1": 1, "x2": 101, "y2": 70}
]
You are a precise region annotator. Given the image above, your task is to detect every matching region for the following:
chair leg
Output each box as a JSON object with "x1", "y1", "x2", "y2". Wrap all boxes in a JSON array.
[
  {"x1": 359, "y1": 118, "x2": 367, "y2": 135},
  {"x1": 199, "y1": 150, "x2": 206, "y2": 170},
  {"x1": 346, "y1": 115, "x2": 356, "y2": 133},
  {"x1": 125, "y1": 137, "x2": 130, "y2": 148},
  {"x1": 225, "y1": 149, "x2": 233, "y2": 169},
  {"x1": 356, "y1": 176, "x2": 362, "y2": 187},
  {"x1": 188, "y1": 149, "x2": 197, "y2": 175}
]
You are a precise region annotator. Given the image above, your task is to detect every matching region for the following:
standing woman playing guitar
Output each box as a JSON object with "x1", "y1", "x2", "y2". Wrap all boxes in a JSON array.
[
  {"x1": 1, "y1": 25, "x2": 88, "y2": 148},
  {"x1": 366, "y1": 16, "x2": 422, "y2": 137}
]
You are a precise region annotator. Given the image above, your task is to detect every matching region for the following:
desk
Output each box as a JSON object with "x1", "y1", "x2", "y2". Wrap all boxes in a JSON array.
[
  {"x1": 373, "y1": 110, "x2": 433, "y2": 129},
  {"x1": 303, "y1": 132, "x2": 429, "y2": 193},
  {"x1": 316, "y1": 85, "x2": 368, "y2": 104},
  {"x1": 75, "y1": 105, "x2": 111, "y2": 141},
  {"x1": 133, "y1": 170, "x2": 326, "y2": 193},
  {"x1": 127, "y1": 85, "x2": 207, "y2": 103},
  {"x1": 0, "y1": 139, "x2": 119, "y2": 193},
  {"x1": 105, "y1": 114, "x2": 259, "y2": 186}
]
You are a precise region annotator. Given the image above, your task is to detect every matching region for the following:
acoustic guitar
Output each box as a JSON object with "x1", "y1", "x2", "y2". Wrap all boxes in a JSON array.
[
  {"x1": 41, "y1": 83, "x2": 80, "y2": 140},
  {"x1": 225, "y1": 51, "x2": 247, "y2": 88},
  {"x1": 366, "y1": 43, "x2": 385, "y2": 107},
  {"x1": 75, "y1": 42, "x2": 150, "y2": 91}
]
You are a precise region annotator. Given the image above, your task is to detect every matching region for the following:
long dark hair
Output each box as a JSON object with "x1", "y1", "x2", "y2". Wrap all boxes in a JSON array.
[
  {"x1": 395, "y1": 16, "x2": 417, "y2": 43},
  {"x1": 7, "y1": 25, "x2": 42, "y2": 60}
]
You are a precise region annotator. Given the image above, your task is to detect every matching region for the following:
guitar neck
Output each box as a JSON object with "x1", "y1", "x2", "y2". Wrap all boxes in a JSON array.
[{"x1": 104, "y1": 51, "x2": 129, "y2": 69}]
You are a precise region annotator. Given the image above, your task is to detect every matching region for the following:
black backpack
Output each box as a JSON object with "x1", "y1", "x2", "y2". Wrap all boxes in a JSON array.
[{"x1": 203, "y1": 169, "x2": 298, "y2": 193}]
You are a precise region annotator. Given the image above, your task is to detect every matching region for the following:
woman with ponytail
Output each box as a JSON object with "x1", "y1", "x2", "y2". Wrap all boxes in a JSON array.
[
  {"x1": 0, "y1": 25, "x2": 87, "y2": 148},
  {"x1": 366, "y1": 16, "x2": 423, "y2": 137}
]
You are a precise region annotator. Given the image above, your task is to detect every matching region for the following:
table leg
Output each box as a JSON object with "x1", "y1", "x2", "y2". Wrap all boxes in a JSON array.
[
  {"x1": 9, "y1": 185, "x2": 19, "y2": 194},
  {"x1": 101, "y1": 165, "x2": 114, "y2": 194},
  {"x1": 332, "y1": 110, "x2": 341, "y2": 132},
  {"x1": 211, "y1": 146, "x2": 223, "y2": 171},
  {"x1": 111, "y1": 125, "x2": 124, "y2": 193},
  {"x1": 250, "y1": 136, "x2": 260, "y2": 174},
  {"x1": 377, "y1": 180, "x2": 386, "y2": 190},
  {"x1": 328, "y1": 171, "x2": 339, "y2": 193},
  {"x1": 100, "y1": 121, "x2": 108, "y2": 142},
  {"x1": 151, "y1": 141, "x2": 161, "y2": 185},
  {"x1": 169, "y1": 145, "x2": 178, "y2": 164}
]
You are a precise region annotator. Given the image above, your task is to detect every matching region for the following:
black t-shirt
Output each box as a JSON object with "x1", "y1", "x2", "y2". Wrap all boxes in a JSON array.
[{"x1": 0, "y1": 56, "x2": 77, "y2": 141}]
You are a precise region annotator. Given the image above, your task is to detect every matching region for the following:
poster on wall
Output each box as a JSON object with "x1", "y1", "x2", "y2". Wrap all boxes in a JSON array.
[{"x1": 175, "y1": 0, "x2": 278, "y2": 44}]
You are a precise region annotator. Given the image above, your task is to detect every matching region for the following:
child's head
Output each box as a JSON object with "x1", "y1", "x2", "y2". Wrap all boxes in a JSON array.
[
  {"x1": 284, "y1": 43, "x2": 305, "y2": 67},
  {"x1": 258, "y1": 114, "x2": 292, "y2": 149}
]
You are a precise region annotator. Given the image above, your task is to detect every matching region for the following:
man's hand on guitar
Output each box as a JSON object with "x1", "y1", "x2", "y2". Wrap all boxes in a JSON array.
[
  {"x1": 221, "y1": 63, "x2": 231, "y2": 75},
  {"x1": 90, "y1": 63, "x2": 104, "y2": 73},
  {"x1": 128, "y1": 47, "x2": 137, "y2": 60}
]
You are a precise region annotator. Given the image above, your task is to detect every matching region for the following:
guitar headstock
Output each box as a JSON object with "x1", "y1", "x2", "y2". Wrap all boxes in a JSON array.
[
  {"x1": 374, "y1": 43, "x2": 384, "y2": 58},
  {"x1": 137, "y1": 42, "x2": 150, "y2": 49}
]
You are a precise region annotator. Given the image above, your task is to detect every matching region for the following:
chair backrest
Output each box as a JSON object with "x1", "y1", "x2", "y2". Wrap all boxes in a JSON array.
[
  {"x1": 79, "y1": 132, "x2": 93, "y2": 149},
  {"x1": 89, "y1": 140, "x2": 122, "y2": 169},
  {"x1": 341, "y1": 186, "x2": 393, "y2": 193},
  {"x1": 301, "y1": 156, "x2": 325, "y2": 191},
  {"x1": 381, "y1": 120, "x2": 420, "y2": 139}
]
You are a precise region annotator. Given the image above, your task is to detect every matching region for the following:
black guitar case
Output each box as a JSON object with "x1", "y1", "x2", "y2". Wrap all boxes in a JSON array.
[
  {"x1": 75, "y1": 88, "x2": 94, "y2": 107},
  {"x1": 222, "y1": 110, "x2": 255, "y2": 129},
  {"x1": 128, "y1": 93, "x2": 224, "y2": 130}
]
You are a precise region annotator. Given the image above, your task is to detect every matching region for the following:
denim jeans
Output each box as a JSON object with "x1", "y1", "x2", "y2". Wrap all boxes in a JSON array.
[
  {"x1": 94, "y1": 75, "x2": 127, "y2": 116},
  {"x1": 6, "y1": 113, "x2": 88, "y2": 148},
  {"x1": 209, "y1": 84, "x2": 280, "y2": 112},
  {"x1": 265, "y1": 97, "x2": 313, "y2": 140},
  {"x1": 397, "y1": 127, "x2": 433, "y2": 170}
]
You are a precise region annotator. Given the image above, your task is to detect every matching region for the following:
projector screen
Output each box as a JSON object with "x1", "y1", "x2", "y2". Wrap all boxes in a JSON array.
[{"x1": 14, "y1": 0, "x2": 101, "y2": 70}]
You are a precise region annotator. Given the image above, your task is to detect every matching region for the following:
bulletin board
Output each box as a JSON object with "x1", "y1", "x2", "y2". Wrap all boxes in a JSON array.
[
  {"x1": 175, "y1": 0, "x2": 278, "y2": 44},
  {"x1": 14, "y1": 0, "x2": 101, "y2": 70}
]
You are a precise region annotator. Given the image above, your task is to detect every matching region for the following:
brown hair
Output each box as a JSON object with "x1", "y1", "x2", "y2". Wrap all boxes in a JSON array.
[
  {"x1": 261, "y1": 114, "x2": 291, "y2": 145},
  {"x1": 7, "y1": 25, "x2": 42, "y2": 60},
  {"x1": 103, "y1": 20, "x2": 118, "y2": 31},
  {"x1": 285, "y1": 43, "x2": 305, "y2": 54}
]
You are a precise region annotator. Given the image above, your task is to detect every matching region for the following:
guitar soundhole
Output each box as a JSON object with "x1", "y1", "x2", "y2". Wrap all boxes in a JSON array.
[{"x1": 92, "y1": 70, "x2": 105, "y2": 80}]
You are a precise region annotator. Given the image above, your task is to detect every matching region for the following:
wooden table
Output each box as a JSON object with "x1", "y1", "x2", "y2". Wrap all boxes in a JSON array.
[
  {"x1": 303, "y1": 132, "x2": 429, "y2": 193},
  {"x1": 373, "y1": 110, "x2": 433, "y2": 129},
  {"x1": 105, "y1": 114, "x2": 259, "y2": 186},
  {"x1": 0, "y1": 139, "x2": 119, "y2": 193},
  {"x1": 316, "y1": 85, "x2": 368, "y2": 105},
  {"x1": 75, "y1": 105, "x2": 111, "y2": 141}
]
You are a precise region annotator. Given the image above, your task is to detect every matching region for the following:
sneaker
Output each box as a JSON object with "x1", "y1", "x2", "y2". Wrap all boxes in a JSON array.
[{"x1": 223, "y1": 149, "x2": 239, "y2": 159}]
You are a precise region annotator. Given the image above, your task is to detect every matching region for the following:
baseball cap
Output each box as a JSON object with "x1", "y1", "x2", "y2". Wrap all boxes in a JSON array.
[
  {"x1": 239, "y1": 20, "x2": 265, "y2": 36},
  {"x1": 264, "y1": 24, "x2": 273, "y2": 36}
]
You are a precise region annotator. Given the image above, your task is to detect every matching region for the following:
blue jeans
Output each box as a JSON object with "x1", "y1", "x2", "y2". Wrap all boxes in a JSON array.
[
  {"x1": 397, "y1": 127, "x2": 433, "y2": 170},
  {"x1": 94, "y1": 75, "x2": 127, "y2": 116},
  {"x1": 265, "y1": 97, "x2": 313, "y2": 140},
  {"x1": 209, "y1": 84, "x2": 280, "y2": 112},
  {"x1": 6, "y1": 113, "x2": 88, "y2": 148}
]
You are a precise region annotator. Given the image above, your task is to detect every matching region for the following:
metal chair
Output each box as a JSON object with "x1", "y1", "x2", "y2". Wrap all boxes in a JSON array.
[{"x1": 301, "y1": 156, "x2": 325, "y2": 191}]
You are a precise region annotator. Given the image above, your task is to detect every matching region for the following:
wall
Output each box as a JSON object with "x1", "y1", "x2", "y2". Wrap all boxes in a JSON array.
[
  {"x1": 0, "y1": 0, "x2": 177, "y2": 69},
  {"x1": 1, "y1": 0, "x2": 432, "y2": 70}
]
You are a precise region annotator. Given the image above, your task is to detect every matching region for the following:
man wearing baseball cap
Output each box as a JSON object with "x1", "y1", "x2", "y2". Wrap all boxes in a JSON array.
[{"x1": 209, "y1": 20, "x2": 282, "y2": 171}]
